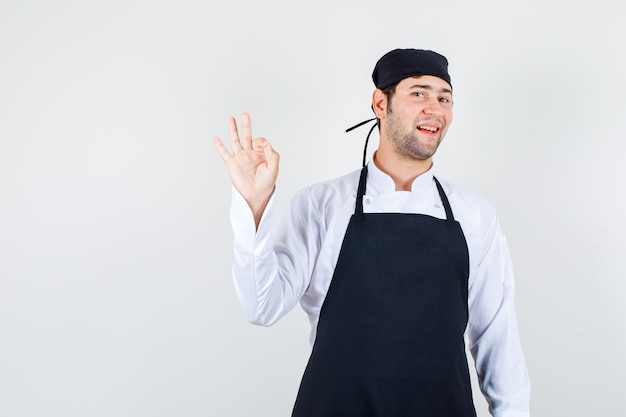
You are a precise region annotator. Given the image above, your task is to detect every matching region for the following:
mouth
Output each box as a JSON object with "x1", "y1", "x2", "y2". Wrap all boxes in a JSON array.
[{"x1": 416, "y1": 124, "x2": 440, "y2": 134}]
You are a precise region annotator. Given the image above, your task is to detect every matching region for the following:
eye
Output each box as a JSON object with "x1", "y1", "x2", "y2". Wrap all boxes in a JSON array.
[
  {"x1": 412, "y1": 91, "x2": 424, "y2": 97},
  {"x1": 439, "y1": 97, "x2": 450, "y2": 103}
]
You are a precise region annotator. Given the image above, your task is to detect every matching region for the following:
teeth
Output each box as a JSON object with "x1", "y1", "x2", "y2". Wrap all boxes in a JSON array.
[{"x1": 418, "y1": 125, "x2": 437, "y2": 132}]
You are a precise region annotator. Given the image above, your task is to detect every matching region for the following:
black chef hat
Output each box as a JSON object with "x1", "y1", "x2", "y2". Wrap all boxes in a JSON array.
[{"x1": 372, "y1": 48, "x2": 451, "y2": 90}]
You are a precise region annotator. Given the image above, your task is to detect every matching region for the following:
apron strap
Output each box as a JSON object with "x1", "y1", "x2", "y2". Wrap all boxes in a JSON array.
[
  {"x1": 434, "y1": 177, "x2": 455, "y2": 222},
  {"x1": 355, "y1": 165, "x2": 368, "y2": 215}
]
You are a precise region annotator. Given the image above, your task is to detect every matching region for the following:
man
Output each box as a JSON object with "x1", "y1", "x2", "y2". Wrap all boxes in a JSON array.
[{"x1": 213, "y1": 49, "x2": 531, "y2": 417}]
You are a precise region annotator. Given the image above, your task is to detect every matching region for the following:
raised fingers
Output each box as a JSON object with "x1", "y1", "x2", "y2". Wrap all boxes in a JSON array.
[
  {"x1": 213, "y1": 137, "x2": 232, "y2": 163},
  {"x1": 227, "y1": 116, "x2": 242, "y2": 154},
  {"x1": 240, "y1": 112, "x2": 253, "y2": 150}
]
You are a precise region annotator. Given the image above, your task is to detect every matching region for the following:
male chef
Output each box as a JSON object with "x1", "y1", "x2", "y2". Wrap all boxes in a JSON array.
[{"x1": 214, "y1": 48, "x2": 531, "y2": 417}]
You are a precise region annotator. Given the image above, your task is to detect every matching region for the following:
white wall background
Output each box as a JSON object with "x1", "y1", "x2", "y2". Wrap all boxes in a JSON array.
[{"x1": 1, "y1": 1, "x2": 624, "y2": 416}]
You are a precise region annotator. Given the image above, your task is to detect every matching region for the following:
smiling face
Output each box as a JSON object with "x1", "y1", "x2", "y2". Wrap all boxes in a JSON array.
[{"x1": 376, "y1": 75, "x2": 453, "y2": 162}]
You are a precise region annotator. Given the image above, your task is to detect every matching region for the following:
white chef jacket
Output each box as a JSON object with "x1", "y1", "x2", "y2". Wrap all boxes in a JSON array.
[{"x1": 229, "y1": 158, "x2": 531, "y2": 417}]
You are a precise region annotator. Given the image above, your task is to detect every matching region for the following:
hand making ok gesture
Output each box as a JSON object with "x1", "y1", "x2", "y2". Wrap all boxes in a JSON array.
[{"x1": 213, "y1": 113, "x2": 279, "y2": 228}]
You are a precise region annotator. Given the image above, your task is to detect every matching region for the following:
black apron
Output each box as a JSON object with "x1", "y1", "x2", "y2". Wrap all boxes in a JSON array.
[{"x1": 291, "y1": 166, "x2": 476, "y2": 417}]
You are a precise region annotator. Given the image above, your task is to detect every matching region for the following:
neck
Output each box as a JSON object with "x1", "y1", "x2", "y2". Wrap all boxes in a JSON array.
[{"x1": 373, "y1": 149, "x2": 432, "y2": 191}]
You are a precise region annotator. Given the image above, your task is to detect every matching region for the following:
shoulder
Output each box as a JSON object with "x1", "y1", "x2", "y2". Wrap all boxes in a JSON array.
[
  {"x1": 435, "y1": 176, "x2": 499, "y2": 232},
  {"x1": 292, "y1": 169, "x2": 361, "y2": 208},
  {"x1": 436, "y1": 177, "x2": 496, "y2": 213},
  {"x1": 279, "y1": 169, "x2": 361, "y2": 230}
]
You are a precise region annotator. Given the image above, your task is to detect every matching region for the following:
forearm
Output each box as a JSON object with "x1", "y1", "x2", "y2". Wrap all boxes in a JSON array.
[{"x1": 230, "y1": 187, "x2": 308, "y2": 326}]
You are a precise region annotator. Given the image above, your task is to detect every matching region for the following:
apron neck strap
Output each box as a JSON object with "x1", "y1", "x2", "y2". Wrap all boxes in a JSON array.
[
  {"x1": 355, "y1": 165, "x2": 368, "y2": 215},
  {"x1": 433, "y1": 177, "x2": 455, "y2": 221}
]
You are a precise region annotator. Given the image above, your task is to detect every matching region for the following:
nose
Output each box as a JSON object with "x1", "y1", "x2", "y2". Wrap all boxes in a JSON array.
[{"x1": 423, "y1": 98, "x2": 444, "y2": 116}]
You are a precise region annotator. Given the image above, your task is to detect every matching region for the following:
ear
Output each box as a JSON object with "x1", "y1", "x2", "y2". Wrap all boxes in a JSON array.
[{"x1": 372, "y1": 89, "x2": 387, "y2": 120}]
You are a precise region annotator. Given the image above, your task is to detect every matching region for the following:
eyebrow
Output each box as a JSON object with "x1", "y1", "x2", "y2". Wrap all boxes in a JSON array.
[{"x1": 408, "y1": 84, "x2": 453, "y2": 95}]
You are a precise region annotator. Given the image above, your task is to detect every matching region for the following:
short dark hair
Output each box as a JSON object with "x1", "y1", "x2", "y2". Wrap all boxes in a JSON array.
[{"x1": 382, "y1": 82, "x2": 398, "y2": 104}]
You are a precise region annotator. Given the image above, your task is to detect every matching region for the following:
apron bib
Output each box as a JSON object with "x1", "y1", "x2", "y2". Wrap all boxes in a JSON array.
[{"x1": 292, "y1": 166, "x2": 476, "y2": 417}]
